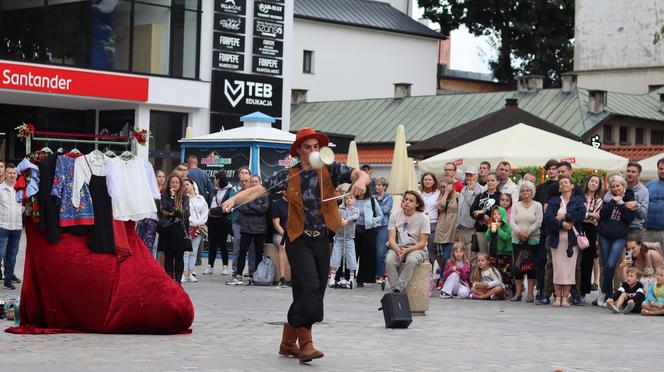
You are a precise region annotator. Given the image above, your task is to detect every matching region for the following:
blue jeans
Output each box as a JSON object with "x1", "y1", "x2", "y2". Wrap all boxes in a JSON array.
[
  {"x1": 598, "y1": 235, "x2": 626, "y2": 295},
  {"x1": 0, "y1": 228, "x2": 22, "y2": 282},
  {"x1": 436, "y1": 243, "x2": 453, "y2": 269},
  {"x1": 375, "y1": 225, "x2": 388, "y2": 278}
]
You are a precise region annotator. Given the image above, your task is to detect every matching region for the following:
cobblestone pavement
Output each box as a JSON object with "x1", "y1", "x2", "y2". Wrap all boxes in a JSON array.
[{"x1": 1, "y1": 238, "x2": 663, "y2": 371}]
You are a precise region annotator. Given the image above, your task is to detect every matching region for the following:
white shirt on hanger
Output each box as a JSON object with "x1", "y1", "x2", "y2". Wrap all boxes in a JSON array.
[
  {"x1": 72, "y1": 151, "x2": 109, "y2": 208},
  {"x1": 105, "y1": 157, "x2": 161, "y2": 221}
]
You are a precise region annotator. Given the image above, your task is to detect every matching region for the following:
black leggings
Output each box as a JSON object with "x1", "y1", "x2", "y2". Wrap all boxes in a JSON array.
[
  {"x1": 580, "y1": 223, "x2": 598, "y2": 294},
  {"x1": 208, "y1": 218, "x2": 231, "y2": 267},
  {"x1": 287, "y1": 233, "x2": 329, "y2": 327},
  {"x1": 165, "y1": 249, "x2": 184, "y2": 282},
  {"x1": 237, "y1": 233, "x2": 264, "y2": 276}
]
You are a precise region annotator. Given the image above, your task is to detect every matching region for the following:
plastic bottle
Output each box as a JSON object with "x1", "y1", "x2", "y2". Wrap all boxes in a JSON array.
[{"x1": 13, "y1": 297, "x2": 19, "y2": 326}]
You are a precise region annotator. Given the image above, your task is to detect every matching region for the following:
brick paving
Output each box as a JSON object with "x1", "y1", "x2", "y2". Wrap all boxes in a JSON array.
[{"x1": 1, "y1": 237, "x2": 663, "y2": 371}]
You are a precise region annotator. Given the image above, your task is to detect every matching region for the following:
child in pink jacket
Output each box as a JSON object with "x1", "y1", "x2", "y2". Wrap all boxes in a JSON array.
[{"x1": 440, "y1": 242, "x2": 472, "y2": 299}]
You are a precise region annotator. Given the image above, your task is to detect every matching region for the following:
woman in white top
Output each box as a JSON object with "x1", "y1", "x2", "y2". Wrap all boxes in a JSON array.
[
  {"x1": 182, "y1": 179, "x2": 209, "y2": 283},
  {"x1": 419, "y1": 172, "x2": 440, "y2": 265}
]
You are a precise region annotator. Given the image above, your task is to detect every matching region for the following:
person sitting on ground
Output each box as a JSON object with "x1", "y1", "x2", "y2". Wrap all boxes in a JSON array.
[
  {"x1": 440, "y1": 242, "x2": 472, "y2": 299},
  {"x1": 620, "y1": 236, "x2": 664, "y2": 288},
  {"x1": 642, "y1": 266, "x2": 664, "y2": 316},
  {"x1": 469, "y1": 252, "x2": 506, "y2": 300},
  {"x1": 606, "y1": 267, "x2": 645, "y2": 314},
  {"x1": 329, "y1": 193, "x2": 360, "y2": 288},
  {"x1": 385, "y1": 191, "x2": 430, "y2": 293}
]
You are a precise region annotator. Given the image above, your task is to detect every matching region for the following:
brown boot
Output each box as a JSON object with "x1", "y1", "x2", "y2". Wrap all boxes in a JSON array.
[
  {"x1": 278, "y1": 323, "x2": 299, "y2": 358},
  {"x1": 296, "y1": 326, "x2": 324, "y2": 363}
]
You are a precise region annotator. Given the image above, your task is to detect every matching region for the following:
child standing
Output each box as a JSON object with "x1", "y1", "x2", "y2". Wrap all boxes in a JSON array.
[
  {"x1": 642, "y1": 266, "x2": 664, "y2": 316},
  {"x1": 606, "y1": 267, "x2": 645, "y2": 314},
  {"x1": 329, "y1": 194, "x2": 360, "y2": 288},
  {"x1": 469, "y1": 252, "x2": 506, "y2": 300},
  {"x1": 485, "y1": 205, "x2": 512, "y2": 258},
  {"x1": 440, "y1": 242, "x2": 472, "y2": 299}
]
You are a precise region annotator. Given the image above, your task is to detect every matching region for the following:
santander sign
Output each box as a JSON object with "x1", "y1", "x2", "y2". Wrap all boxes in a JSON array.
[{"x1": 0, "y1": 61, "x2": 148, "y2": 101}]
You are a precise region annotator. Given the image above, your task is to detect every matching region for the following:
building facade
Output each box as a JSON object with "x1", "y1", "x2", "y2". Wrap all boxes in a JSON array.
[
  {"x1": 0, "y1": 0, "x2": 293, "y2": 172},
  {"x1": 291, "y1": 0, "x2": 441, "y2": 102},
  {"x1": 574, "y1": 0, "x2": 664, "y2": 94}
]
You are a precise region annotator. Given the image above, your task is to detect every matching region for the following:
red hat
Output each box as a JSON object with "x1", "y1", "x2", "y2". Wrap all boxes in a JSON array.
[{"x1": 290, "y1": 128, "x2": 329, "y2": 157}]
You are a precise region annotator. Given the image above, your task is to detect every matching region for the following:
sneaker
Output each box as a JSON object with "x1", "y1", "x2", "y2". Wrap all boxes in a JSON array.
[
  {"x1": 490, "y1": 294, "x2": 503, "y2": 300},
  {"x1": 203, "y1": 266, "x2": 213, "y2": 275},
  {"x1": 622, "y1": 302, "x2": 635, "y2": 314},
  {"x1": 525, "y1": 296, "x2": 535, "y2": 303},
  {"x1": 328, "y1": 277, "x2": 336, "y2": 287},
  {"x1": 469, "y1": 293, "x2": 478, "y2": 300},
  {"x1": 535, "y1": 293, "x2": 551, "y2": 305},
  {"x1": 221, "y1": 265, "x2": 229, "y2": 275},
  {"x1": 3, "y1": 281, "x2": 15, "y2": 290},
  {"x1": 349, "y1": 278, "x2": 356, "y2": 289},
  {"x1": 181, "y1": 275, "x2": 189, "y2": 283},
  {"x1": 440, "y1": 292, "x2": 452, "y2": 299},
  {"x1": 572, "y1": 296, "x2": 584, "y2": 306},
  {"x1": 590, "y1": 283, "x2": 599, "y2": 291},
  {"x1": 226, "y1": 277, "x2": 244, "y2": 285},
  {"x1": 278, "y1": 277, "x2": 288, "y2": 288},
  {"x1": 189, "y1": 274, "x2": 198, "y2": 283},
  {"x1": 11, "y1": 275, "x2": 21, "y2": 284},
  {"x1": 608, "y1": 302, "x2": 619, "y2": 313},
  {"x1": 191, "y1": 271, "x2": 197, "y2": 277},
  {"x1": 596, "y1": 294, "x2": 607, "y2": 308}
]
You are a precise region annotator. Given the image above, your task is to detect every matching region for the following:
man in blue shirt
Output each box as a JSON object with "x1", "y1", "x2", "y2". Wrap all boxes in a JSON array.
[{"x1": 644, "y1": 158, "x2": 664, "y2": 251}]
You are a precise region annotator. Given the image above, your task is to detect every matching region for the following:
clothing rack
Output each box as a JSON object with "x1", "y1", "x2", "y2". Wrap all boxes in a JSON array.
[{"x1": 25, "y1": 129, "x2": 134, "y2": 155}]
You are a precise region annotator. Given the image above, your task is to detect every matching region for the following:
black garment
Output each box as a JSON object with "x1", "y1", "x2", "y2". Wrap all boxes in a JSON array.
[
  {"x1": 580, "y1": 222, "x2": 598, "y2": 294},
  {"x1": 536, "y1": 228, "x2": 548, "y2": 293},
  {"x1": 355, "y1": 226, "x2": 377, "y2": 285},
  {"x1": 38, "y1": 154, "x2": 61, "y2": 244},
  {"x1": 286, "y1": 233, "x2": 329, "y2": 327},
  {"x1": 83, "y1": 156, "x2": 115, "y2": 253},
  {"x1": 512, "y1": 242, "x2": 537, "y2": 279},
  {"x1": 164, "y1": 244, "x2": 184, "y2": 282},
  {"x1": 535, "y1": 180, "x2": 556, "y2": 206},
  {"x1": 207, "y1": 217, "x2": 231, "y2": 267},
  {"x1": 158, "y1": 192, "x2": 189, "y2": 281},
  {"x1": 237, "y1": 233, "x2": 264, "y2": 276},
  {"x1": 470, "y1": 190, "x2": 501, "y2": 232},
  {"x1": 611, "y1": 281, "x2": 645, "y2": 313}
]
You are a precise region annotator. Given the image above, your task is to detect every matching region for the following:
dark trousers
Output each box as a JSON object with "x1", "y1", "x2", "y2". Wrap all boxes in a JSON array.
[
  {"x1": 208, "y1": 218, "x2": 231, "y2": 267},
  {"x1": 355, "y1": 227, "x2": 377, "y2": 284},
  {"x1": 286, "y1": 233, "x2": 329, "y2": 327},
  {"x1": 165, "y1": 249, "x2": 184, "y2": 282},
  {"x1": 237, "y1": 233, "x2": 264, "y2": 276},
  {"x1": 536, "y1": 228, "x2": 548, "y2": 293},
  {"x1": 580, "y1": 223, "x2": 598, "y2": 294}
]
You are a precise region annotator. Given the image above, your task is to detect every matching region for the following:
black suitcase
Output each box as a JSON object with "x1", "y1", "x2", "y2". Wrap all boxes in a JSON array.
[{"x1": 379, "y1": 293, "x2": 412, "y2": 329}]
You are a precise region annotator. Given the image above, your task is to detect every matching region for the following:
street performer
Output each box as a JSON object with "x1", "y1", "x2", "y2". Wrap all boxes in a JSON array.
[{"x1": 221, "y1": 128, "x2": 370, "y2": 363}]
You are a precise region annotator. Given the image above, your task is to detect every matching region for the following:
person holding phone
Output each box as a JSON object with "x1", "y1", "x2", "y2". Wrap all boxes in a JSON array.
[{"x1": 596, "y1": 175, "x2": 636, "y2": 307}]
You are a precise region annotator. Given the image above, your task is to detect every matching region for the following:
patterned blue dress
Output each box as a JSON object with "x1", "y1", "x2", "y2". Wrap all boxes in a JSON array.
[{"x1": 51, "y1": 154, "x2": 95, "y2": 226}]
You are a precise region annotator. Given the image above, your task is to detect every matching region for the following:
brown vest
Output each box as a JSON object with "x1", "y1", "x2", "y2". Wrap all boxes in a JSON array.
[{"x1": 285, "y1": 165, "x2": 341, "y2": 241}]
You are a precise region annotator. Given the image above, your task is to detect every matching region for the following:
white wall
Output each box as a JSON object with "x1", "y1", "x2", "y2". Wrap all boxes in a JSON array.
[
  {"x1": 376, "y1": 0, "x2": 411, "y2": 16},
  {"x1": 574, "y1": 0, "x2": 664, "y2": 94},
  {"x1": 291, "y1": 19, "x2": 438, "y2": 101}
]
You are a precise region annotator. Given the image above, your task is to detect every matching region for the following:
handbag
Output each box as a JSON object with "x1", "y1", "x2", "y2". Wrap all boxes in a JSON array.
[
  {"x1": 471, "y1": 233, "x2": 480, "y2": 253},
  {"x1": 514, "y1": 243, "x2": 535, "y2": 273},
  {"x1": 182, "y1": 218, "x2": 193, "y2": 252},
  {"x1": 572, "y1": 226, "x2": 590, "y2": 250}
]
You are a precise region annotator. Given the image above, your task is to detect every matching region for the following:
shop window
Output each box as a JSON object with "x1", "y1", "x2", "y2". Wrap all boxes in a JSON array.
[
  {"x1": 652, "y1": 130, "x2": 664, "y2": 145},
  {"x1": 303, "y1": 50, "x2": 314, "y2": 74},
  {"x1": 0, "y1": 1, "x2": 201, "y2": 79},
  {"x1": 603, "y1": 125, "x2": 613, "y2": 144},
  {"x1": 619, "y1": 126, "x2": 629, "y2": 144},
  {"x1": 635, "y1": 128, "x2": 644, "y2": 145},
  {"x1": 149, "y1": 110, "x2": 187, "y2": 173}
]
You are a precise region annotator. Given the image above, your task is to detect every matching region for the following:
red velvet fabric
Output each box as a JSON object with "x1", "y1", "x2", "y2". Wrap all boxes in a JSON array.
[{"x1": 6, "y1": 221, "x2": 194, "y2": 334}]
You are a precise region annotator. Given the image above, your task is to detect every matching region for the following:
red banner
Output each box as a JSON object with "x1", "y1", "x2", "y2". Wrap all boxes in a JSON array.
[{"x1": 0, "y1": 61, "x2": 149, "y2": 101}]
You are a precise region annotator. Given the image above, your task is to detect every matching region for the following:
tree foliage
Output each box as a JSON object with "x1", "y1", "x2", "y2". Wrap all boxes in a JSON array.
[{"x1": 418, "y1": 0, "x2": 574, "y2": 88}]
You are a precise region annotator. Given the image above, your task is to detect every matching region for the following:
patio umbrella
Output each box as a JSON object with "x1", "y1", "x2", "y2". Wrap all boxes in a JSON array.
[
  {"x1": 346, "y1": 140, "x2": 360, "y2": 169},
  {"x1": 389, "y1": 125, "x2": 417, "y2": 213},
  {"x1": 638, "y1": 152, "x2": 664, "y2": 180}
]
